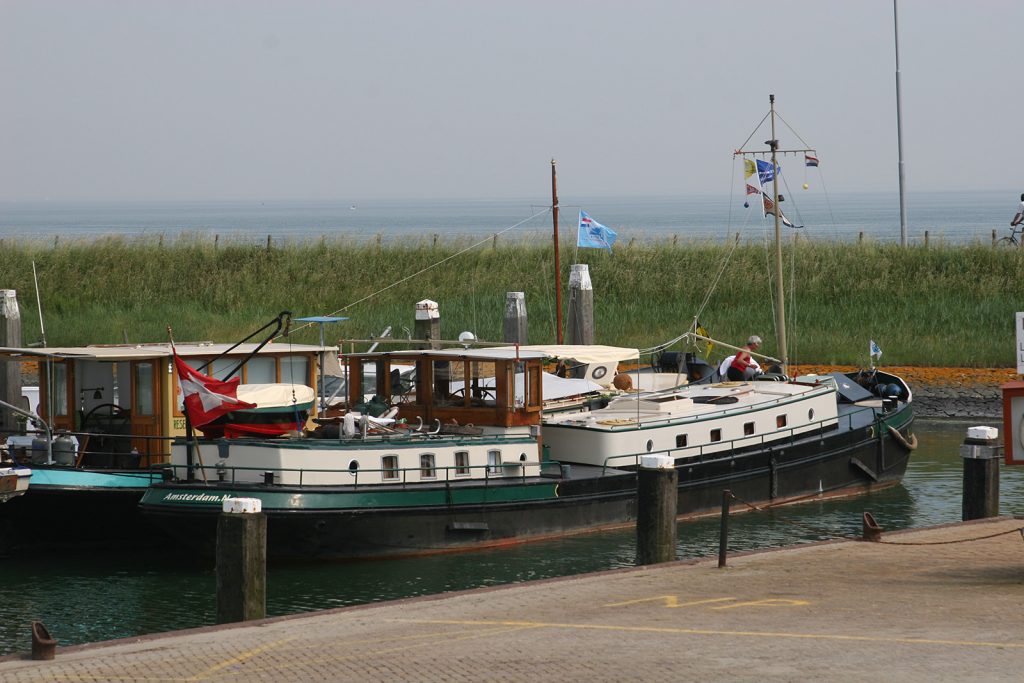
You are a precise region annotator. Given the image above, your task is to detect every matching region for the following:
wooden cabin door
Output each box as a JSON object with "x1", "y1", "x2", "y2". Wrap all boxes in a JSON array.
[{"x1": 129, "y1": 359, "x2": 164, "y2": 465}]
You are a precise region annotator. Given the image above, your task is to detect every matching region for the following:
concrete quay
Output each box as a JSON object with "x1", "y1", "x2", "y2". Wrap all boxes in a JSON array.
[{"x1": 2, "y1": 517, "x2": 1023, "y2": 682}]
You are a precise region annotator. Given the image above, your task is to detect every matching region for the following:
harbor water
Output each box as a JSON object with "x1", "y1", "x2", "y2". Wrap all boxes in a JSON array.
[
  {"x1": 0, "y1": 190, "x2": 1015, "y2": 245},
  {"x1": 1, "y1": 419, "x2": 1022, "y2": 656}
]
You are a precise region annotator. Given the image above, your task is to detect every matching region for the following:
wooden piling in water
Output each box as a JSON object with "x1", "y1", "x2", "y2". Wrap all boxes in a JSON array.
[
  {"x1": 503, "y1": 292, "x2": 528, "y2": 344},
  {"x1": 0, "y1": 290, "x2": 22, "y2": 436},
  {"x1": 636, "y1": 455, "x2": 677, "y2": 565},
  {"x1": 414, "y1": 299, "x2": 441, "y2": 349},
  {"x1": 566, "y1": 264, "x2": 594, "y2": 345},
  {"x1": 961, "y1": 427, "x2": 1000, "y2": 521},
  {"x1": 216, "y1": 498, "x2": 267, "y2": 624}
]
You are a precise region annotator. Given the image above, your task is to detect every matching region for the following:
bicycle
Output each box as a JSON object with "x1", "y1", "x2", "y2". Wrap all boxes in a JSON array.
[{"x1": 996, "y1": 223, "x2": 1023, "y2": 247}]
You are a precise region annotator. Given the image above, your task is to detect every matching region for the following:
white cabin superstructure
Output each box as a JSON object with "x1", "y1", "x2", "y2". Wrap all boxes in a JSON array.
[
  {"x1": 542, "y1": 377, "x2": 841, "y2": 470},
  {"x1": 173, "y1": 433, "x2": 542, "y2": 487},
  {"x1": 170, "y1": 348, "x2": 550, "y2": 487}
]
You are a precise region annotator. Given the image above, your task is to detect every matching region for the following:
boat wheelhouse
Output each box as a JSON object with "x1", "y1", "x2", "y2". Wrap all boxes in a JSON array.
[{"x1": 0, "y1": 340, "x2": 328, "y2": 551}]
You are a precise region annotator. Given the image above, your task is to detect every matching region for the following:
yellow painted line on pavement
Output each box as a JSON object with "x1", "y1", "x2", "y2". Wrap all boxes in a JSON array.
[
  {"x1": 190, "y1": 637, "x2": 295, "y2": 681},
  {"x1": 604, "y1": 596, "x2": 736, "y2": 609},
  {"x1": 603, "y1": 596, "x2": 808, "y2": 610},
  {"x1": 711, "y1": 599, "x2": 809, "y2": 609},
  {"x1": 399, "y1": 618, "x2": 1024, "y2": 650},
  {"x1": 224, "y1": 623, "x2": 546, "y2": 676}
]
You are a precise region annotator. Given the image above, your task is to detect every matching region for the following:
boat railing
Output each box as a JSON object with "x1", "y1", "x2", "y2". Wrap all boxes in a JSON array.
[
  {"x1": 2, "y1": 426, "x2": 174, "y2": 470},
  {"x1": 168, "y1": 458, "x2": 549, "y2": 489},
  {"x1": 589, "y1": 386, "x2": 835, "y2": 431},
  {"x1": 598, "y1": 402, "x2": 893, "y2": 474}
]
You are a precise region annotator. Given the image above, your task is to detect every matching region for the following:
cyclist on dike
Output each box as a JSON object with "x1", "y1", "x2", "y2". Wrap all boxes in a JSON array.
[{"x1": 1012, "y1": 193, "x2": 1024, "y2": 227}]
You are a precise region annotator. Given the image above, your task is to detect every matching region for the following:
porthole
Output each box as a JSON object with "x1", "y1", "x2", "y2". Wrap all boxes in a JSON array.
[
  {"x1": 646, "y1": 439, "x2": 654, "y2": 452},
  {"x1": 348, "y1": 460, "x2": 359, "y2": 473},
  {"x1": 808, "y1": 408, "x2": 815, "y2": 420},
  {"x1": 520, "y1": 452, "x2": 527, "y2": 461},
  {"x1": 593, "y1": 366, "x2": 608, "y2": 379}
]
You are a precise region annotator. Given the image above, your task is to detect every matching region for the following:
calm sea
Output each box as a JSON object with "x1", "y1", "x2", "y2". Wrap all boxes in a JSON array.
[
  {"x1": 1, "y1": 419, "x2": 1022, "y2": 656},
  {"x1": 0, "y1": 190, "x2": 1015, "y2": 245}
]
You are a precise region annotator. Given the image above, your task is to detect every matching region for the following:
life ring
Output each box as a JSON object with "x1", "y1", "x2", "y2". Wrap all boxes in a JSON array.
[{"x1": 887, "y1": 425, "x2": 918, "y2": 451}]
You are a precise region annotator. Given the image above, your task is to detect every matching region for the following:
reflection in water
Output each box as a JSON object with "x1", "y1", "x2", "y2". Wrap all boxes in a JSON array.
[{"x1": 1, "y1": 420, "x2": 1021, "y2": 654}]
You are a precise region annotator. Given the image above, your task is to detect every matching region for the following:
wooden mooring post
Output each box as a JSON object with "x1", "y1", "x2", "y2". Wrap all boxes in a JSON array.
[
  {"x1": 216, "y1": 498, "x2": 267, "y2": 624},
  {"x1": 566, "y1": 264, "x2": 594, "y2": 345},
  {"x1": 635, "y1": 454, "x2": 677, "y2": 565},
  {"x1": 502, "y1": 292, "x2": 528, "y2": 344},
  {"x1": 718, "y1": 489, "x2": 731, "y2": 568},
  {"x1": 961, "y1": 426, "x2": 1000, "y2": 520},
  {"x1": 0, "y1": 290, "x2": 22, "y2": 436},
  {"x1": 414, "y1": 299, "x2": 441, "y2": 349}
]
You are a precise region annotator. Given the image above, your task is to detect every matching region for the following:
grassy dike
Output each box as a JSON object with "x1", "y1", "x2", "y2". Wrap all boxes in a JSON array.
[{"x1": 1, "y1": 236, "x2": 1021, "y2": 368}]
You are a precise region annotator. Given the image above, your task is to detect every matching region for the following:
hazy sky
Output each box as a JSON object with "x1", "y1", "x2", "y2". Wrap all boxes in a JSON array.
[{"x1": 2, "y1": 0, "x2": 1021, "y2": 202}]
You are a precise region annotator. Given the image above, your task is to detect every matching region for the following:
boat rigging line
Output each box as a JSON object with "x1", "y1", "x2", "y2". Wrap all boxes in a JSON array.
[{"x1": 281, "y1": 207, "x2": 552, "y2": 340}]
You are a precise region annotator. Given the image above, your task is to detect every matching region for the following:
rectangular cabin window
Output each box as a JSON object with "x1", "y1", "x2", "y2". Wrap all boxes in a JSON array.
[
  {"x1": 382, "y1": 455, "x2": 399, "y2": 481},
  {"x1": 51, "y1": 362, "x2": 69, "y2": 416},
  {"x1": 281, "y1": 356, "x2": 310, "y2": 385},
  {"x1": 468, "y1": 361, "x2": 496, "y2": 406},
  {"x1": 744, "y1": 422, "x2": 755, "y2": 436},
  {"x1": 675, "y1": 434, "x2": 688, "y2": 448},
  {"x1": 420, "y1": 453, "x2": 436, "y2": 479},
  {"x1": 487, "y1": 449, "x2": 501, "y2": 475},
  {"x1": 454, "y1": 451, "x2": 471, "y2": 477},
  {"x1": 134, "y1": 362, "x2": 155, "y2": 416},
  {"x1": 433, "y1": 360, "x2": 459, "y2": 407},
  {"x1": 246, "y1": 356, "x2": 277, "y2": 383},
  {"x1": 211, "y1": 358, "x2": 237, "y2": 381},
  {"x1": 776, "y1": 414, "x2": 788, "y2": 429},
  {"x1": 710, "y1": 428, "x2": 722, "y2": 443}
]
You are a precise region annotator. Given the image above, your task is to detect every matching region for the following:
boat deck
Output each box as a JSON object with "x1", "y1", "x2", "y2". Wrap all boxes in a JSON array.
[{"x1": 3, "y1": 517, "x2": 1022, "y2": 681}]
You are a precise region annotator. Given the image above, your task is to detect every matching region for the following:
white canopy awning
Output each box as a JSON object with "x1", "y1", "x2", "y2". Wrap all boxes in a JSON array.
[{"x1": 491, "y1": 344, "x2": 641, "y2": 364}]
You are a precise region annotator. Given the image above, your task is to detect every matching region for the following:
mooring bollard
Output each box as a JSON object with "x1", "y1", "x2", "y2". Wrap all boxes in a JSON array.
[
  {"x1": 216, "y1": 497, "x2": 267, "y2": 624},
  {"x1": 961, "y1": 426, "x2": 1000, "y2": 521},
  {"x1": 862, "y1": 511, "x2": 883, "y2": 542},
  {"x1": 30, "y1": 621, "x2": 56, "y2": 661},
  {"x1": 636, "y1": 454, "x2": 677, "y2": 565},
  {"x1": 718, "y1": 490, "x2": 731, "y2": 568}
]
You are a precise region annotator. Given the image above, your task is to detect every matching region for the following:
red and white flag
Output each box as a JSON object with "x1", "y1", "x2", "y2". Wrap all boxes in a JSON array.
[{"x1": 174, "y1": 353, "x2": 255, "y2": 427}]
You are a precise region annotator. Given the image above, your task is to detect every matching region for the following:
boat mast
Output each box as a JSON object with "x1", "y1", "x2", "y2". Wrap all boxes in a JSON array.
[
  {"x1": 768, "y1": 95, "x2": 788, "y2": 371},
  {"x1": 894, "y1": 0, "x2": 908, "y2": 247},
  {"x1": 551, "y1": 159, "x2": 564, "y2": 344},
  {"x1": 735, "y1": 95, "x2": 815, "y2": 372}
]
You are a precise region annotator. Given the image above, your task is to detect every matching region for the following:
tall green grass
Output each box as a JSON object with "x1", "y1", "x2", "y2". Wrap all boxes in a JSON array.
[{"x1": 1, "y1": 235, "x2": 1022, "y2": 367}]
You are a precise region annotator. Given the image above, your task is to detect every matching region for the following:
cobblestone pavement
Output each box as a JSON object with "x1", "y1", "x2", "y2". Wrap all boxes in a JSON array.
[{"x1": 2, "y1": 518, "x2": 1023, "y2": 682}]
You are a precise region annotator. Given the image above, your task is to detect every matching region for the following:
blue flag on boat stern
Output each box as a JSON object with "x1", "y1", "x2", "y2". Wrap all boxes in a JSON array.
[
  {"x1": 578, "y1": 211, "x2": 617, "y2": 252},
  {"x1": 870, "y1": 340, "x2": 882, "y2": 360}
]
